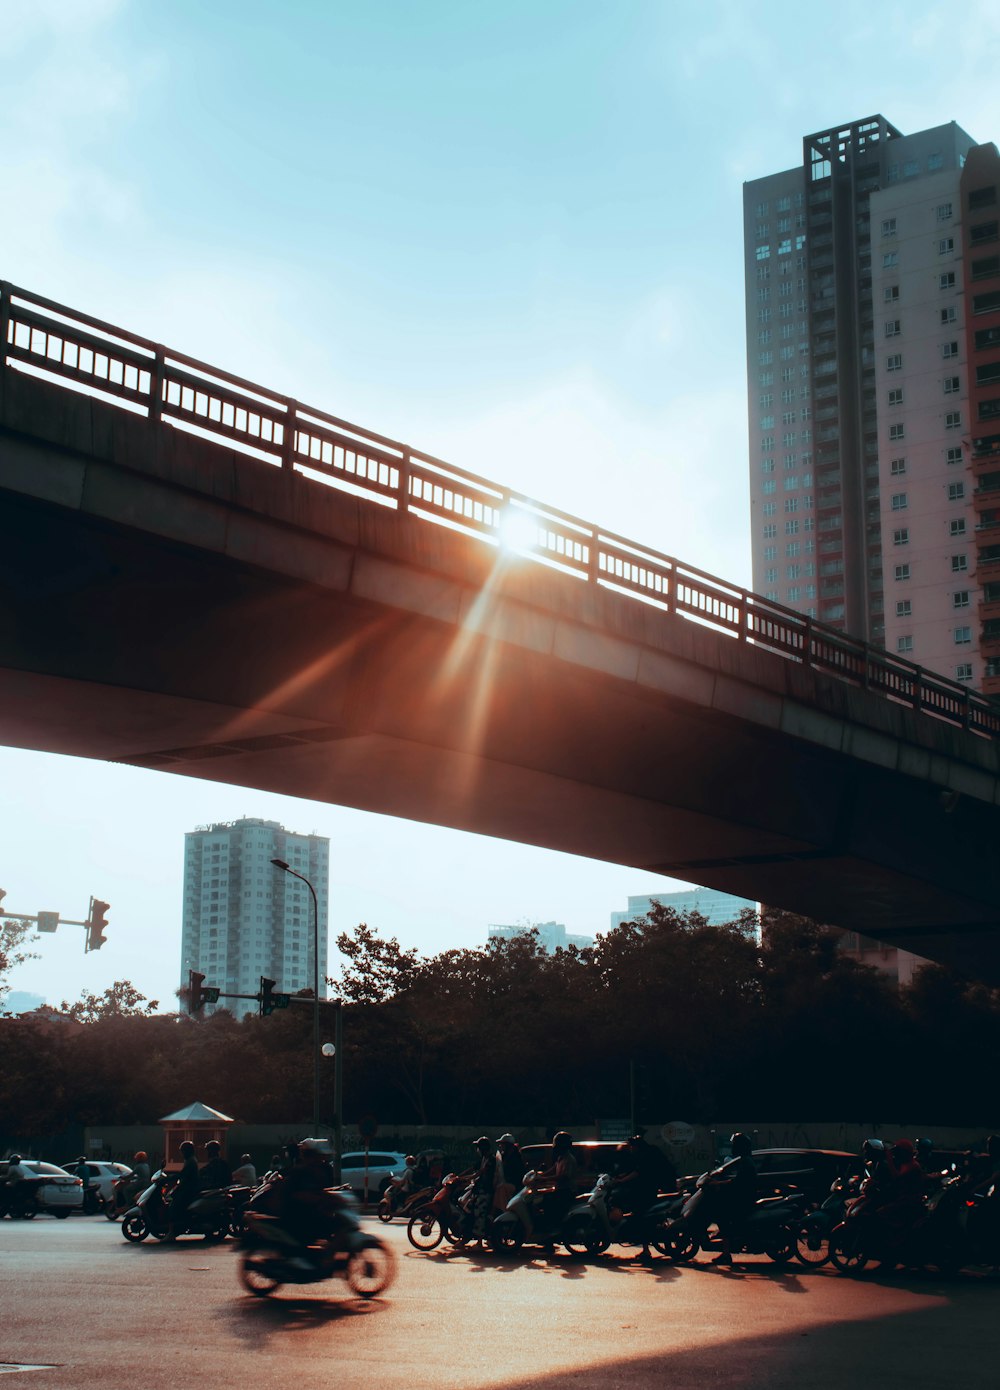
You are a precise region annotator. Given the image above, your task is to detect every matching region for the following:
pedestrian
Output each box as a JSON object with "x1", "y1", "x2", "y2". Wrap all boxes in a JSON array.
[{"x1": 232, "y1": 1153, "x2": 257, "y2": 1186}]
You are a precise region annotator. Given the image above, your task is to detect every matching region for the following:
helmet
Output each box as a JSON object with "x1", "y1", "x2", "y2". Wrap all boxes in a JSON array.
[
  {"x1": 134, "y1": 1151, "x2": 148, "y2": 1162},
  {"x1": 891, "y1": 1138, "x2": 916, "y2": 1160},
  {"x1": 499, "y1": 1134, "x2": 516, "y2": 1146},
  {"x1": 77, "y1": 1156, "x2": 87, "y2": 1165},
  {"x1": 405, "y1": 1155, "x2": 416, "y2": 1165},
  {"x1": 862, "y1": 1138, "x2": 884, "y2": 1161},
  {"x1": 475, "y1": 1136, "x2": 493, "y2": 1156},
  {"x1": 240, "y1": 1154, "x2": 252, "y2": 1164},
  {"x1": 915, "y1": 1137, "x2": 933, "y2": 1156},
  {"x1": 552, "y1": 1131, "x2": 573, "y2": 1153},
  {"x1": 180, "y1": 1141, "x2": 195, "y2": 1157},
  {"x1": 205, "y1": 1140, "x2": 221, "y2": 1154},
  {"x1": 729, "y1": 1132, "x2": 753, "y2": 1158},
  {"x1": 8, "y1": 1154, "x2": 21, "y2": 1164}
]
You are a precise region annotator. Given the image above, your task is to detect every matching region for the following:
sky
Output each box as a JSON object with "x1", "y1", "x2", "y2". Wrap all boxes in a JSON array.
[{"x1": 2, "y1": 0, "x2": 998, "y2": 1010}]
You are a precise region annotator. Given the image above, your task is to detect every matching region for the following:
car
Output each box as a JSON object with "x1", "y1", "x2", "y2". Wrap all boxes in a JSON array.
[
  {"x1": 519, "y1": 1140, "x2": 628, "y2": 1192},
  {"x1": 339, "y1": 1150, "x2": 408, "y2": 1199},
  {"x1": 738, "y1": 1149, "x2": 862, "y2": 1206},
  {"x1": 0, "y1": 1160, "x2": 84, "y2": 1217},
  {"x1": 80, "y1": 1161, "x2": 133, "y2": 1204}
]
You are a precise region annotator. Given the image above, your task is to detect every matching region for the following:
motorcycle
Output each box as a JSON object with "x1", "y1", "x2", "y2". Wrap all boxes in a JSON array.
[
  {"x1": 556, "y1": 1173, "x2": 684, "y2": 1257},
  {"x1": 794, "y1": 1173, "x2": 860, "y2": 1267},
  {"x1": 239, "y1": 1189, "x2": 396, "y2": 1299},
  {"x1": 489, "y1": 1170, "x2": 605, "y2": 1257},
  {"x1": 659, "y1": 1174, "x2": 807, "y2": 1265},
  {"x1": 0, "y1": 1177, "x2": 48, "y2": 1220},
  {"x1": 103, "y1": 1173, "x2": 140, "y2": 1222},
  {"x1": 406, "y1": 1174, "x2": 476, "y2": 1251},
  {"x1": 377, "y1": 1176, "x2": 434, "y2": 1224},
  {"x1": 121, "y1": 1171, "x2": 242, "y2": 1243},
  {"x1": 830, "y1": 1174, "x2": 969, "y2": 1276}
]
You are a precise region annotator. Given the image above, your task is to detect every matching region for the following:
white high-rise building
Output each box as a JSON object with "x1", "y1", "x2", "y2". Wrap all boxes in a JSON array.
[{"x1": 180, "y1": 817, "x2": 330, "y2": 1009}]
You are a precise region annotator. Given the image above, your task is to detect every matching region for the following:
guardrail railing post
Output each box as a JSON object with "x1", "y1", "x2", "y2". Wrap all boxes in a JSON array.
[
  {"x1": 148, "y1": 346, "x2": 164, "y2": 423},
  {"x1": 398, "y1": 450, "x2": 411, "y2": 513},
  {"x1": 282, "y1": 399, "x2": 297, "y2": 471},
  {"x1": 587, "y1": 525, "x2": 600, "y2": 584},
  {"x1": 803, "y1": 617, "x2": 813, "y2": 667},
  {"x1": 0, "y1": 282, "x2": 11, "y2": 414}
]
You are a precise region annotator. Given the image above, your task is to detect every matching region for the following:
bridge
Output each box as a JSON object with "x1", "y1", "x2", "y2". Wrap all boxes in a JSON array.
[{"x1": 2, "y1": 280, "x2": 1000, "y2": 982}]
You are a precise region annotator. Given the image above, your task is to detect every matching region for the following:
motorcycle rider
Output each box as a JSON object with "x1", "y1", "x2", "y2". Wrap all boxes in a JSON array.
[
  {"x1": 167, "y1": 1140, "x2": 200, "y2": 1238},
  {"x1": 684, "y1": 1131, "x2": 757, "y2": 1265},
  {"x1": 613, "y1": 1133, "x2": 666, "y2": 1216},
  {"x1": 131, "y1": 1151, "x2": 151, "y2": 1191},
  {"x1": 199, "y1": 1139, "x2": 233, "y2": 1190},
  {"x1": 467, "y1": 1137, "x2": 497, "y2": 1241},
  {"x1": 509, "y1": 1131, "x2": 577, "y2": 1240},
  {"x1": 495, "y1": 1134, "x2": 525, "y2": 1212},
  {"x1": 232, "y1": 1153, "x2": 257, "y2": 1187},
  {"x1": 280, "y1": 1138, "x2": 338, "y2": 1267}
]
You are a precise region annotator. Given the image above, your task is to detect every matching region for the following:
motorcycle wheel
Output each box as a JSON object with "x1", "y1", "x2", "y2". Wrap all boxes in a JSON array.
[
  {"x1": 561, "y1": 1218, "x2": 606, "y2": 1258},
  {"x1": 377, "y1": 1203, "x2": 393, "y2": 1225},
  {"x1": 489, "y1": 1224, "x2": 524, "y2": 1256},
  {"x1": 830, "y1": 1232, "x2": 873, "y2": 1275},
  {"x1": 104, "y1": 1204, "x2": 121, "y2": 1223},
  {"x1": 794, "y1": 1222, "x2": 831, "y2": 1267},
  {"x1": 657, "y1": 1223, "x2": 699, "y2": 1264},
  {"x1": 346, "y1": 1241, "x2": 396, "y2": 1298},
  {"x1": 240, "y1": 1250, "x2": 283, "y2": 1297},
  {"x1": 54, "y1": 1209, "x2": 71, "y2": 1219},
  {"x1": 122, "y1": 1214, "x2": 148, "y2": 1243},
  {"x1": 406, "y1": 1209, "x2": 445, "y2": 1252},
  {"x1": 203, "y1": 1221, "x2": 229, "y2": 1243},
  {"x1": 764, "y1": 1228, "x2": 795, "y2": 1265}
]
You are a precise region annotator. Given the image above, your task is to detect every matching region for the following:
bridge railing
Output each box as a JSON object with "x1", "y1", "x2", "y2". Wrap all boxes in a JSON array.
[{"x1": 3, "y1": 279, "x2": 999, "y2": 741}]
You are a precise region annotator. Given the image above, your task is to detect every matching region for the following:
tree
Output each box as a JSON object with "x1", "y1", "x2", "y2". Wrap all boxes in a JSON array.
[
  {"x1": 0, "y1": 915, "x2": 39, "y2": 1011},
  {"x1": 59, "y1": 979, "x2": 159, "y2": 1022}
]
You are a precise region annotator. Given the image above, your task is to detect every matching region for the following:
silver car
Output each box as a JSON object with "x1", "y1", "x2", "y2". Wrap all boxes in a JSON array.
[{"x1": 1, "y1": 1160, "x2": 84, "y2": 1217}]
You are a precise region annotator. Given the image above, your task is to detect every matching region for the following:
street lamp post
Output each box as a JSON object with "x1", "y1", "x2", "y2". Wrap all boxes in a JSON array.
[{"x1": 270, "y1": 858, "x2": 321, "y2": 1136}]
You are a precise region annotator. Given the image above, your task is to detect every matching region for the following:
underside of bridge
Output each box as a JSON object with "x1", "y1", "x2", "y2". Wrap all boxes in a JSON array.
[{"x1": 2, "y1": 368, "x2": 999, "y2": 982}]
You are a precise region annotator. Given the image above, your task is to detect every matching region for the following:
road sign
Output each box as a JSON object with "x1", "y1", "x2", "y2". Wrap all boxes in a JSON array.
[{"x1": 36, "y1": 912, "x2": 59, "y2": 933}]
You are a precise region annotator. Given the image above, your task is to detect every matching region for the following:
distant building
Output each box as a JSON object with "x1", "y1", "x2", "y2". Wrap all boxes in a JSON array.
[
  {"x1": 180, "y1": 817, "x2": 329, "y2": 1010},
  {"x1": 487, "y1": 921, "x2": 594, "y2": 953},
  {"x1": 2, "y1": 991, "x2": 45, "y2": 1015},
  {"x1": 610, "y1": 889, "x2": 756, "y2": 931},
  {"x1": 835, "y1": 930, "x2": 928, "y2": 988}
]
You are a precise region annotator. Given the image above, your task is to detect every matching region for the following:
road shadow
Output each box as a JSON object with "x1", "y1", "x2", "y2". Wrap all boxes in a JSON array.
[{"x1": 218, "y1": 1291, "x2": 387, "y2": 1347}]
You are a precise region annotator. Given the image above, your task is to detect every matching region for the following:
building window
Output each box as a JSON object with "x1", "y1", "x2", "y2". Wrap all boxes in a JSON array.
[
  {"x1": 938, "y1": 237, "x2": 955, "y2": 256},
  {"x1": 882, "y1": 251, "x2": 899, "y2": 269},
  {"x1": 762, "y1": 522, "x2": 777, "y2": 538},
  {"x1": 886, "y1": 353, "x2": 902, "y2": 371},
  {"x1": 889, "y1": 423, "x2": 905, "y2": 441},
  {"x1": 892, "y1": 527, "x2": 909, "y2": 545},
  {"x1": 942, "y1": 340, "x2": 959, "y2": 359},
  {"x1": 881, "y1": 217, "x2": 897, "y2": 237},
  {"x1": 762, "y1": 480, "x2": 776, "y2": 494},
  {"x1": 973, "y1": 290, "x2": 1000, "y2": 314},
  {"x1": 763, "y1": 502, "x2": 776, "y2": 516},
  {"x1": 897, "y1": 635, "x2": 914, "y2": 653},
  {"x1": 761, "y1": 458, "x2": 775, "y2": 473},
  {"x1": 950, "y1": 518, "x2": 966, "y2": 536},
  {"x1": 951, "y1": 554, "x2": 968, "y2": 572},
  {"x1": 948, "y1": 481, "x2": 966, "y2": 501},
  {"x1": 972, "y1": 255, "x2": 1000, "y2": 280},
  {"x1": 884, "y1": 285, "x2": 900, "y2": 303},
  {"x1": 894, "y1": 564, "x2": 911, "y2": 580},
  {"x1": 890, "y1": 492, "x2": 907, "y2": 510},
  {"x1": 953, "y1": 590, "x2": 971, "y2": 608},
  {"x1": 888, "y1": 387, "x2": 903, "y2": 406},
  {"x1": 945, "y1": 411, "x2": 962, "y2": 430},
  {"x1": 889, "y1": 457, "x2": 906, "y2": 476},
  {"x1": 763, "y1": 545, "x2": 776, "y2": 561},
  {"x1": 941, "y1": 306, "x2": 957, "y2": 324},
  {"x1": 940, "y1": 272, "x2": 956, "y2": 290},
  {"x1": 784, "y1": 498, "x2": 799, "y2": 513},
  {"x1": 885, "y1": 319, "x2": 901, "y2": 337},
  {"x1": 944, "y1": 375, "x2": 960, "y2": 394},
  {"x1": 785, "y1": 519, "x2": 799, "y2": 535},
  {"x1": 971, "y1": 220, "x2": 999, "y2": 245},
  {"x1": 954, "y1": 626, "x2": 972, "y2": 644},
  {"x1": 969, "y1": 186, "x2": 998, "y2": 211},
  {"x1": 765, "y1": 568, "x2": 778, "y2": 584},
  {"x1": 756, "y1": 245, "x2": 771, "y2": 261},
  {"x1": 896, "y1": 600, "x2": 912, "y2": 617},
  {"x1": 937, "y1": 201, "x2": 953, "y2": 220},
  {"x1": 946, "y1": 446, "x2": 963, "y2": 465},
  {"x1": 783, "y1": 475, "x2": 799, "y2": 490},
  {"x1": 956, "y1": 662, "x2": 973, "y2": 681}
]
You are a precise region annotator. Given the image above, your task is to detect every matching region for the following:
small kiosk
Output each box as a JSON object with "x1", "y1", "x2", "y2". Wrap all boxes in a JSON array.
[{"x1": 159, "y1": 1102, "x2": 235, "y2": 1170}]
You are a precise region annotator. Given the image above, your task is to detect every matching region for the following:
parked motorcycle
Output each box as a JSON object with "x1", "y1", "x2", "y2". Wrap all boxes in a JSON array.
[
  {"x1": 377, "y1": 1178, "x2": 434, "y2": 1224},
  {"x1": 121, "y1": 1171, "x2": 240, "y2": 1243},
  {"x1": 239, "y1": 1190, "x2": 396, "y2": 1299}
]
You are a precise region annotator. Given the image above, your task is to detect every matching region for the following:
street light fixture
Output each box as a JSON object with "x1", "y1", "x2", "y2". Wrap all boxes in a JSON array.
[{"x1": 270, "y1": 858, "x2": 321, "y2": 1137}]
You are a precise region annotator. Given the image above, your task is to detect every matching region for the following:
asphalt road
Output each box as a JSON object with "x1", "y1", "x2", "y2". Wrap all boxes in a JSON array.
[{"x1": 1, "y1": 1214, "x2": 997, "y2": 1388}]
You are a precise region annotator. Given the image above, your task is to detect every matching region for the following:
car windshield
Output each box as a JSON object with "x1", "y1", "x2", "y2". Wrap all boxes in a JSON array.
[{"x1": 26, "y1": 1162, "x2": 71, "y2": 1176}]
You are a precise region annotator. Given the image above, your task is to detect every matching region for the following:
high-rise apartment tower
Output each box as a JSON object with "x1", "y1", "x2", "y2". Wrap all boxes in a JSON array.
[
  {"x1": 742, "y1": 117, "x2": 1000, "y2": 693},
  {"x1": 180, "y1": 817, "x2": 330, "y2": 1008}
]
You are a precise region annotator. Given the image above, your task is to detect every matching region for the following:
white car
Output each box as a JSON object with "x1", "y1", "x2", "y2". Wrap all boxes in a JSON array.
[
  {"x1": 80, "y1": 1161, "x2": 134, "y2": 1204},
  {"x1": 339, "y1": 1150, "x2": 408, "y2": 1199},
  {"x1": 0, "y1": 1160, "x2": 84, "y2": 1217}
]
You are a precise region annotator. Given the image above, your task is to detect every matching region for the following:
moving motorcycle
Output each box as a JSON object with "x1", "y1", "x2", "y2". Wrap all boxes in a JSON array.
[
  {"x1": 378, "y1": 1177, "x2": 434, "y2": 1224},
  {"x1": 489, "y1": 1170, "x2": 603, "y2": 1257},
  {"x1": 121, "y1": 1171, "x2": 243, "y2": 1243},
  {"x1": 659, "y1": 1177, "x2": 807, "y2": 1265},
  {"x1": 240, "y1": 1189, "x2": 395, "y2": 1299},
  {"x1": 556, "y1": 1173, "x2": 684, "y2": 1257}
]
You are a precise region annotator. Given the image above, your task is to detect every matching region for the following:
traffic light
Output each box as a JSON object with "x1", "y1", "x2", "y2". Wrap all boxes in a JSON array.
[
  {"x1": 187, "y1": 970, "x2": 221, "y2": 1014},
  {"x1": 85, "y1": 898, "x2": 110, "y2": 952},
  {"x1": 259, "y1": 976, "x2": 290, "y2": 1016}
]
